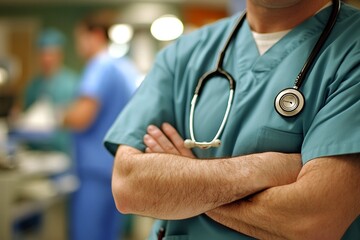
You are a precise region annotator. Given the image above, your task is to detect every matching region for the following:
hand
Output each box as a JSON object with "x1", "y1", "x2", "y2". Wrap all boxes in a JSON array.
[{"x1": 143, "y1": 122, "x2": 195, "y2": 158}]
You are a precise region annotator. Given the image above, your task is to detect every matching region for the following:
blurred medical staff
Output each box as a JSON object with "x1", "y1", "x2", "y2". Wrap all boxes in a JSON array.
[
  {"x1": 19, "y1": 28, "x2": 78, "y2": 154},
  {"x1": 63, "y1": 12, "x2": 138, "y2": 240}
]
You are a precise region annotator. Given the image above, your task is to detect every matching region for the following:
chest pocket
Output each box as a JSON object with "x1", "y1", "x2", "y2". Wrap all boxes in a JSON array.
[{"x1": 256, "y1": 127, "x2": 303, "y2": 153}]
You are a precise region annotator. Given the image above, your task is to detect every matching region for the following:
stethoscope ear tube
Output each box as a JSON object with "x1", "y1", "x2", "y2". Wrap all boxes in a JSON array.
[
  {"x1": 185, "y1": 89, "x2": 234, "y2": 149},
  {"x1": 184, "y1": 12, "x2": 246, "y2": 149},
  {"x1": 184, "y1": 0, "x2": 341, "y2": 149},
  {"x1": 293, "y1": 0, "x2": 341, "y2": 89}
]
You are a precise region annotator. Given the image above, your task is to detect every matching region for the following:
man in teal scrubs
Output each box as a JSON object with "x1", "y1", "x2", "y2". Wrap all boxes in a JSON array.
[
  {"x1": 21, "y1": 28, "x2": 78, "y2": 154},
  {"x1": 105, "y1": 1, "x2": 360, "y2": 239}
]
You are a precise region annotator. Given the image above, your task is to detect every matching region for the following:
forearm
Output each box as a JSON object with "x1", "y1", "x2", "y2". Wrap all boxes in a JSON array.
[
  {"x1": 62, "y1": 97, "x2": 98, "y2": 131},
  {"x1": 112, "y1": 146, "x2": 302, "y2": 219},
  {"x1": 207, "y1": 187, "x2": 299, "y2": 240},
  {"x1": 207, "y1": 154, "x2": 360, "y2": 240}
]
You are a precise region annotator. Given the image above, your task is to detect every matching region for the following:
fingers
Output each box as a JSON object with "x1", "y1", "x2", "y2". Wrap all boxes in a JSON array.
[
  {"x1": 145, "y1": 147, "x2": 153, "y2": 153},
  {"x1": 145, "y1": 125, "x2": 180, "y2": 155},
  {"x1": 144, "y1": 134, "x2": 165, "y2": 153},
  {"x1": 161, "y1": 123, "x2": 195, "y2": 158},
  {"x1": 144, "y1": 123, "x2": 196, "y2": 158}
]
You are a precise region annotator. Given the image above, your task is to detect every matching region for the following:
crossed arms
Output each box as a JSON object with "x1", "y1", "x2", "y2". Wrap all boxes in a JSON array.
[{"x1": 111, "y1": 123, "x2": 360, "y2": 239}]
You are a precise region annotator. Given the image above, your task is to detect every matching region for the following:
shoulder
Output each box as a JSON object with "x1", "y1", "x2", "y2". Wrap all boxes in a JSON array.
[
  {"x1": 340, "y1": 3, "x2": 360, "y2": 19},
  {"x1": 86, "y1": 52, "x2": 114, "y2": 71},
  {"x1": 55, "y1": 67, "x2": 78, "y2": 88},
  {"x1": 60, "y1": 67, "x2": 79, "y2": 79},
  {"x1": 333, "y1": 5, "x2": 360, "y2": 67},
  {"x1": 320, "y1": 4, "x2": 360, "y2": 77},
  {"x1": 81, "y1": 53, "x2": 114, "y2": 81},
  {"x1": 334, "y1": 3, "x2": 360, "y2": 44},
  {"x1": 178, "y1": 14, "x2": 239, "y2": 49},
  {"x1": 156, "y1": 14, "x2": 240, "y2": 69}
]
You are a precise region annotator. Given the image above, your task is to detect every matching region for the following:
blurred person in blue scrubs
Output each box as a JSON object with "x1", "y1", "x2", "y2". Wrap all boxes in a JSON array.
[
  {"x1": 63, "y1": 12, "x2": 138, "y2": 240},
  {"x1": 15, "y1": 28, "x2": 78, "y2": 155},
  {"x1": 105, "y1": 0, "x2": 360, "y2": 239}
]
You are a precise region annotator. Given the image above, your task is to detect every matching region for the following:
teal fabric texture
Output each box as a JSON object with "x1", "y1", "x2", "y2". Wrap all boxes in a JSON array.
[{"x1": 105, "y1": 4, "x2": 360, "y2": 239}]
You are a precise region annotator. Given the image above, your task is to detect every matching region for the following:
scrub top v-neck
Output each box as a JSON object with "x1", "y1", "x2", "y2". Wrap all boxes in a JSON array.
[{"x1": 105, "y1": 4, "x2": 360, "y2": 239}]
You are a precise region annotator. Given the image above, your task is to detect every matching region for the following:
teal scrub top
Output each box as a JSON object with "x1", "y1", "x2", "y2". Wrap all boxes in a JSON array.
[
  {"x1": 105, "y1": 4, "x2": 360, "y2": 239},
  {"x1": 24, "y1": 67, "x2": 78, "y2": 154}
]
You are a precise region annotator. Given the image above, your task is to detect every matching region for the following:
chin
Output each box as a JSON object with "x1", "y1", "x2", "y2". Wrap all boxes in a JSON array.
[{"x1": 251, "y1": 0, "x2": 302, "y2": 8}]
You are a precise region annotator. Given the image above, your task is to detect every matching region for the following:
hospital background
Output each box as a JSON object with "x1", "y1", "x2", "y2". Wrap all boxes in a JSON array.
[{"x1": 0, "y1": 0, "x2": 359, "y2": 240}]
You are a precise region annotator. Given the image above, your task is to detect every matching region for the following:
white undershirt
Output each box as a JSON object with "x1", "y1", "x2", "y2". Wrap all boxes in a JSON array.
[
  {"x1": 251, "y1": 2, "x2": 332, "y2": 55},
  {"x1": 251, "y1": 30, "x2": 291, "y2": 55}
]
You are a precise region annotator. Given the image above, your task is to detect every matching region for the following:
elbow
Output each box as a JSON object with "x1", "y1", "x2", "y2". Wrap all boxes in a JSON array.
[
  {"x1": 111, "y1": 167, "x2": 138, "y2": 214},
  {"x1": 112, "y1": 145, "x2": 148, "y2": 215},
  {"x1": 111, "y1": 149, "x2": 142, "y2": 215},
  {"x1": 112, "y1": 178, "x2": 134, "y2": 214},
  {"x1": 112, "y1": 163, "x2": 145, "y2": 215}
]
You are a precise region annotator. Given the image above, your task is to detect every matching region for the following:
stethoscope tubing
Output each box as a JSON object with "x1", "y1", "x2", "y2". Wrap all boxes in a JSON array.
[
  {"x1": 185, "y1": 0, "x2": 341, "y2": 148},
  {"x1": 294, "y1": 0, "x2": 341, "y2": 89}
]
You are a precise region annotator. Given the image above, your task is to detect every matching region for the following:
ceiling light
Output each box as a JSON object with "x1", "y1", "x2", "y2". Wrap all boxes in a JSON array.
[
  {"x1": 109, "y1": 24, "x2": 134, "y2": 44},
  {"x1": 150, "y1": 15, "x2": 184, "y2": 41}
]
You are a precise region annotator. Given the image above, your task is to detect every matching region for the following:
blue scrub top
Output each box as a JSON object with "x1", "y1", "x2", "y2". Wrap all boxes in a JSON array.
[
  {"x1": 74, "y1": 51, "x2": 137, "y2": 179},
  {"x1": 105, "y1": 4, "x2": 360, "y2": 239}
]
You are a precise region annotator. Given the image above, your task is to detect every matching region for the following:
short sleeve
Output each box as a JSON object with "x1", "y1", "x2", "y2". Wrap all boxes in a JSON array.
[
  {"x1": 104, "y1": 47, "x2": 177, "y2": 156},
  {"x1": 301, "y1": 53, "x2": 360, "y2": 163},
  {"x1": 78, "y1": 60, "x2": 111, "y2": 104}
]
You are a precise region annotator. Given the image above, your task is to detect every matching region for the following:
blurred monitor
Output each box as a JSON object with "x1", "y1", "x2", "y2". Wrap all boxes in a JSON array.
[
  {"x1": 0, "y1": 59, "x2": 16, "y2": 117},
  {"x1": 0, "y1": 94, "x2": 14, "y2": 117}
]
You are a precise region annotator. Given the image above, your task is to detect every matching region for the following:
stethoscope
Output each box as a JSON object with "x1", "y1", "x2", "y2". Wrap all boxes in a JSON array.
[{"x1": 184, "y1": 0, "x2": 341, "y2": 149}]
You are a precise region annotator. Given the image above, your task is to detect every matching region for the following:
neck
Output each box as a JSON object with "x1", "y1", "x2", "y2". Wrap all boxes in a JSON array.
[
  {"x1": 43, "y1": 66, "x2": 61, "y2": 78},
  {"x1": 247, "y1": 0, "x2": 331, "y2": 33},
  {"x1": 87, "y1": 43, "x2": 107, "y2": 61}
]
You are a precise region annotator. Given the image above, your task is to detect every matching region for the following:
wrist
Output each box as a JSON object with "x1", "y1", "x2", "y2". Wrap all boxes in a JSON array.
[
  {"x1": 259, "y1": 152, "x2": 302, "y2": 187},
  {"x1": 217, "y1": 155, "x2": 273, "y2": 201}
]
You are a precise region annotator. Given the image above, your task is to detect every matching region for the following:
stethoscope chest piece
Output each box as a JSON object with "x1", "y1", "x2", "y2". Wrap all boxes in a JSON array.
[
  {"x1": 184, "y1": 0, "x2": 340, "y2": 148},
  {"x1": 275, "y1": 88, "x2": 305, "y2": 117}
]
